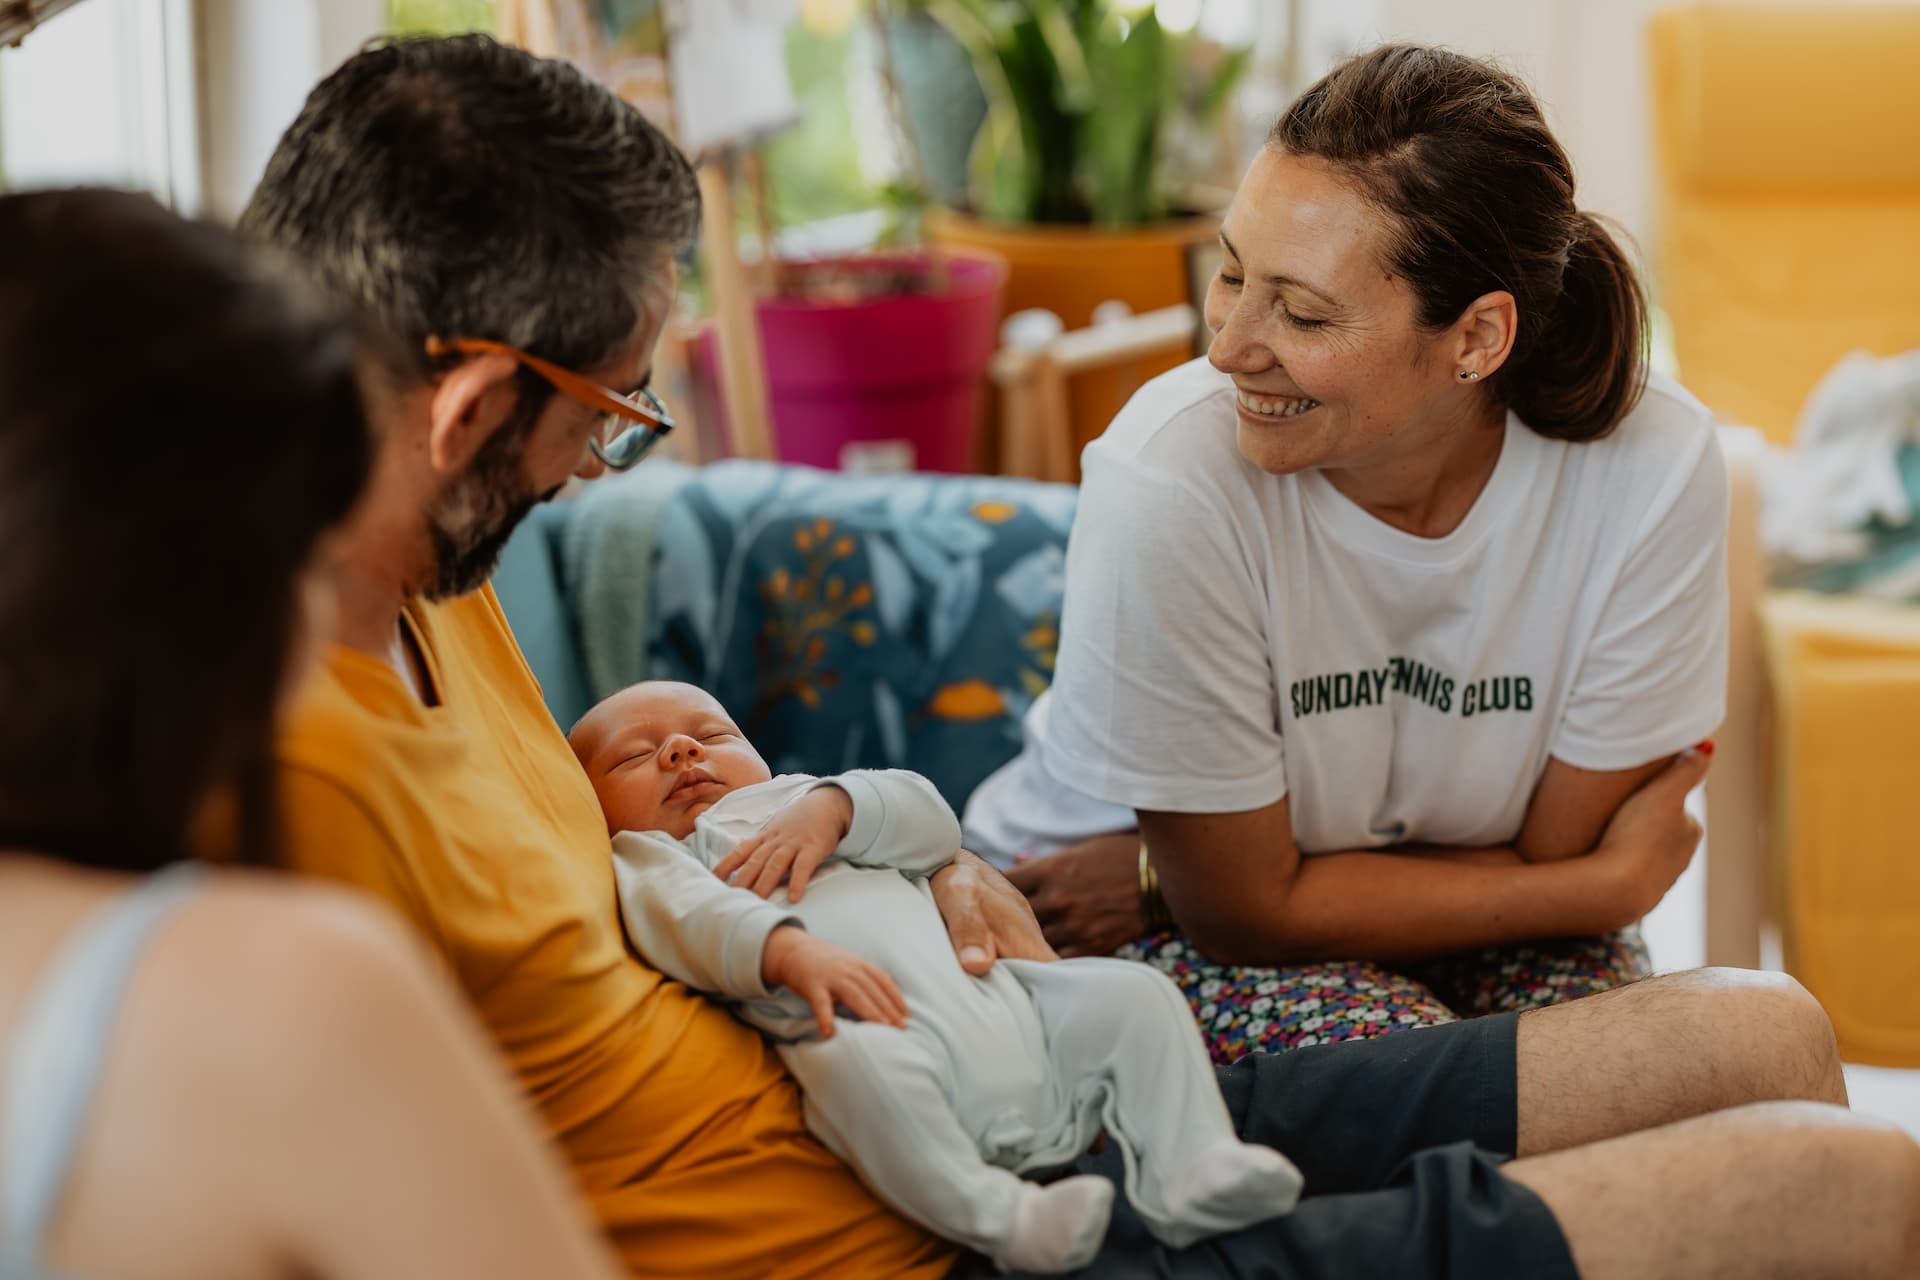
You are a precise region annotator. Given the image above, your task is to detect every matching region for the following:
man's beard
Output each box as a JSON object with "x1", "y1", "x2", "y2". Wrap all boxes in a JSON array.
[{"x1": 423, "y1": 411, "x2": 552, "y2": 600}]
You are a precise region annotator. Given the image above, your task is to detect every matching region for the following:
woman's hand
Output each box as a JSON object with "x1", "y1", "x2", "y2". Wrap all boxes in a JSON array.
[
  {"x1": 1582, "y1": 748, "x2": 1712, "y2": 928},
  {"x1": 1005, "y1": 832, "x2": 1147, "y2": 958},
  {"x1": 760, "y1": 925, "x2": 908, "y2": 1038},
  {"x1": 929, "y1": 849, "x2": 1060, "y2": 975},
  {"x1": 713, "y1": 786, "x2": 853, "y2": 901}
]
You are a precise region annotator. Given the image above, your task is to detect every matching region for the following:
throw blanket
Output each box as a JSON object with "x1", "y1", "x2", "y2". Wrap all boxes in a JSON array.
[
  {"x1": 560, "y1": 460, "x2": 1078, "y2": 813},
  {"x1": 1765, "y1": 347, "x2": 1920, "y2": 598}
]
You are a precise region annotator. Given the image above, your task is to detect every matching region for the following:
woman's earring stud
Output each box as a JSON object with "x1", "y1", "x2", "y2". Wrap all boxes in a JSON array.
[{"x1": 1458, "y1": 369, "x2": 1480, "y2": 381}]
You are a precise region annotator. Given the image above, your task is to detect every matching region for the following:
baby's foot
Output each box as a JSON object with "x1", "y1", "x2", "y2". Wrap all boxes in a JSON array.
[
  {"x1": 996, "y1": 1174, "x2": 1114, "y2": 1273},
  {"x1": 1157, "y1": 1141, "x2": 1303, "y2": 1247}
]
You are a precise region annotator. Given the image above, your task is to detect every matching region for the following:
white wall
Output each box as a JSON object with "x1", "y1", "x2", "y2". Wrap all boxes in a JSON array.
[
  {"x1": 1265, "y1": 0, "x2": 1675, "y2": 257},
  {"x1": 195, "y1": 0, "x2": 385, "y2": 220},
  {"x1": 0, "y1": 0, "x2": 383, "y2": 217},
  {"x1": 0, "y1": 0, "x2": 200, "y2": 206},
  {"x1": 1369, "y1": 0, "x2": 1668, "y2": 259}
]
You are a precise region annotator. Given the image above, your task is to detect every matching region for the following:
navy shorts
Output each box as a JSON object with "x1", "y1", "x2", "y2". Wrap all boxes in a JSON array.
[{"x1": 951, "y1": 1012, "x2": 1578, "y2": 1279}]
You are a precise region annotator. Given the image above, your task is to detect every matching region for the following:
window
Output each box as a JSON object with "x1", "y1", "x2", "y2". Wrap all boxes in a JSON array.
[
  {"x1": 0, "y1": 0, "x2": 199, "y2": 208},
  {"x1": 762, "y1": 10, "x2": 888, "y2": 232},
  {"x1": 0, "y1": 0, "x2": 86, "y2": 46}
]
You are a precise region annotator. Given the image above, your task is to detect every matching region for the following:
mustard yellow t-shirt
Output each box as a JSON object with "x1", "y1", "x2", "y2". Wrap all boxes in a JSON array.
[{"x1": 276, "y1": 586, "x2": 954, "y2": 1279}]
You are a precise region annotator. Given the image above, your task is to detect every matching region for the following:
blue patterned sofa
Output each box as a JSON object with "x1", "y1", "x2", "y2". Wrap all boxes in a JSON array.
[{"x1": 492, "y1": 461, "x2": 1077, "y2": 815}]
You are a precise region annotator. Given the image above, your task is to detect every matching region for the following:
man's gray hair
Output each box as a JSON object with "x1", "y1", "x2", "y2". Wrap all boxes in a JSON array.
[{"x1": 238, "y1": 34, "x2": 701, "y2": 380}]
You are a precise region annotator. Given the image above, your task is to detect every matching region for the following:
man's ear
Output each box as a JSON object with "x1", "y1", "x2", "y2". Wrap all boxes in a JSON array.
[
  {"x1": 425, "y1": 353, "x2": 523, "y2": 474},
  {"x1": 1452, "y1": 289, "x2": 1518, "y2": 381}
]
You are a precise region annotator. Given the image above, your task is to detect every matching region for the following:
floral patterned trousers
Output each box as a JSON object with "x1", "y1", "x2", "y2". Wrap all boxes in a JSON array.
[{"x1": 1114, "y1": 928, "x2": 1652, "y2": 1066}]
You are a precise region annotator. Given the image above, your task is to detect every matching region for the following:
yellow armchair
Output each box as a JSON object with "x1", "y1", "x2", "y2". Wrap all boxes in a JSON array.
[
  {"x1": 1650, "y1": 2, "x2": 1920, "y2": 444},
  {"x1": 1763, "y1": 592, "x2": 1920, "y2": 1065},
  {"x1": 1651, "y1": 2, "x2": 1920, "y2": 1065}
]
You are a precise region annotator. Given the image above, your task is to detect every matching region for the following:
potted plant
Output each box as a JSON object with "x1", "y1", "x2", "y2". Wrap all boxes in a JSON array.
[
  {"x1": 688, "y1": 7, "x2": 1009, "y2": 475},
  {"x1": 694, "y1": 242, "x2": 1008, "y2": 473},
  {"x1": 900, "y1": 0, "x2": 1251, "y2": 462}
]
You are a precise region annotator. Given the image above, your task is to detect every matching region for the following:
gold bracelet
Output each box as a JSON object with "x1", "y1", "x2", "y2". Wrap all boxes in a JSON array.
[{"x1": 1138, "y1": 841, "x2": 1173, "y2": 933}]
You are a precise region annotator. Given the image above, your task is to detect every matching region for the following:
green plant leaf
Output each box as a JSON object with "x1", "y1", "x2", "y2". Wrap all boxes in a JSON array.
[
  {"x1": 968, "y1": 98, "x2": 1033, "y2": 222},
  {"x1": 924, "y1": 1, "x2": 1246, "y2": 226},
  {"x1": 1196, "y1": 44, "x2": 1252, "y2": 122},
  {"x1": 1029, "y1": 0, "x2": 1093, "y2": 111},
  {"x1": 1083, "y1": 9, "x2": 1170, "y2": 225},
  {"x1": 929, "y1": 0, "x2": 1036, "y2": 220}
]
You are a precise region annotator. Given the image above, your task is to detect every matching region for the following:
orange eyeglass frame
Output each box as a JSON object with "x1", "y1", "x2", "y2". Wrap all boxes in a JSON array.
[{"x1": 424, "y1": 335, "x2": 673, "y2": 469}]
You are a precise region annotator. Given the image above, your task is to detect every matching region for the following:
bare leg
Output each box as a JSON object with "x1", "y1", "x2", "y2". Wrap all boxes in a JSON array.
[
  {"x1": 1516, "y1": 968, "x2": 1846, "y2": 1156},
  {"x1": 1506, "y1": 1101, "x2": 1920, "y2": 1279}
]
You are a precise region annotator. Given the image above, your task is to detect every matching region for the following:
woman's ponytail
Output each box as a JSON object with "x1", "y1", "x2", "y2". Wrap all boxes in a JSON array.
[{"x1": 1506, "y1": 212, "x2": 1649, "y2": 441}]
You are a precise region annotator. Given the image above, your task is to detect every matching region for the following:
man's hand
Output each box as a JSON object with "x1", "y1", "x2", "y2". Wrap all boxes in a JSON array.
[
  {"x1": 714, "y1": 786, "x2": 853, "y2": 901},
  {"x1": 1005, "y1": 832, "x2": 1149, "y2": 958},
  {"x1": 1583, "y1": 747, "x2": 1712, "y2": 928},
  {"x1": 761, "y1": 925, "x2": 908, "y2": 1038},
  {"x1": 929, "y1": 849, "x2": 1059, "y2": 976}
]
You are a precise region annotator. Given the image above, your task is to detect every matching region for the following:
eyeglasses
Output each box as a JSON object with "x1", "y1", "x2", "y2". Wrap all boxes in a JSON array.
[{"x1": 424, "y1": 335, "x2": 673, "y2": 471}]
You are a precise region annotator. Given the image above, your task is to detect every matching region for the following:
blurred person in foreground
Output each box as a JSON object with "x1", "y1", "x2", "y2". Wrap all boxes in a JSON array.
[{"x1": 0, "y1": 187, "x2": 620, "y2": 1280}]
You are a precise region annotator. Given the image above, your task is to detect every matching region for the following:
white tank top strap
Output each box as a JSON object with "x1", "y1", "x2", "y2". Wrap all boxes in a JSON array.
[{"x1": 1, "y1": 861, "x2": 207, "y2": 1279}]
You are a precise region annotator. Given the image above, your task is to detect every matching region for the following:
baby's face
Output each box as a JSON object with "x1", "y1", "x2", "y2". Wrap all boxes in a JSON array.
[{"x1": 570, "y1": 682, "x2": 772, "y2": 838}]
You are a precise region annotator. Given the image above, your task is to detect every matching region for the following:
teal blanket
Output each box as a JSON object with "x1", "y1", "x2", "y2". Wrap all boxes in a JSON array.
[{"x1": 554, "y1": 462, "x2": 1078, "y2": 813}]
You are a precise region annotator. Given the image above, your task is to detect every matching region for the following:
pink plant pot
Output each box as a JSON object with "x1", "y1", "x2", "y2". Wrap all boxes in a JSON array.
[{"x1": 696, "y1": 247, "x2": 1007, "y2": 472}]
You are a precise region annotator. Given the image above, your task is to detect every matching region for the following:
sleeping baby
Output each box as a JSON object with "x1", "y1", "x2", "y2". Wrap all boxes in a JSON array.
[{"x1": 568, "y1": 681, "x2": 1301, "y2": 1274}]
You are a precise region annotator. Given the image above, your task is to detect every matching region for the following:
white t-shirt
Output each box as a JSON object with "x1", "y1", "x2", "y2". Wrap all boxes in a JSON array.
[{"x1": 962, "y1": 358, "x2": 1728, "y2": 865}]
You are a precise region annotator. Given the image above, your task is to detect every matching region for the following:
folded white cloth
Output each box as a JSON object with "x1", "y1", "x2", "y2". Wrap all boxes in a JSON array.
[{"x1": 1761, "y1": 348, "x2": 1920, "y2": 566}]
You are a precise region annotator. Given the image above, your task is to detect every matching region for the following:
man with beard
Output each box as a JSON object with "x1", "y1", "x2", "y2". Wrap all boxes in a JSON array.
[
  {"x1": 246, "y1": 33, "x2": 1920, "y2": 1280},
  {"x1": 246, "y1": 35, "x2": 1016, "y2": 1277}
]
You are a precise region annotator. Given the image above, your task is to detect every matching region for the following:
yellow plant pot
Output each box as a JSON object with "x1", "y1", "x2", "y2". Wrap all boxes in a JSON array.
[{"x1": 929, "y1": 209, "x2": 1219, "y2": 476}]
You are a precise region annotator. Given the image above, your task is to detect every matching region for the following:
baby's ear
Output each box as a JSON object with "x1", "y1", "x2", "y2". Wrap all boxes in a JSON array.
[{"x1": 565, "y1": 725, "x2": 596, "y2": 768}]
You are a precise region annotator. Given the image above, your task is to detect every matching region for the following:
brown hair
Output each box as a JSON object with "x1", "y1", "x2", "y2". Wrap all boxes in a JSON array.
[
  {"x1": 0, "y1": 189, "x2": 369, "y2": 872},
  {"x1": 1269, "y1": 44, "x2": 1647, "y2": 440}
]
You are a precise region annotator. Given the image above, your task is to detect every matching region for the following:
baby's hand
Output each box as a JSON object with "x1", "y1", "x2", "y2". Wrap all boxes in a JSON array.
[
  {"x1": 714, "y1": 785, "x2": 854, "y2": 901},
  {"x1": 760, "y1": 926, "x2": 908, "y2": 1038}
]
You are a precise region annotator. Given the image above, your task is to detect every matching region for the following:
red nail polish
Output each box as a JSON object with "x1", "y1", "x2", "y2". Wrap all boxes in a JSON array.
[{"x1": 1697, "y1": 739, "x2": 1716, "y2": 757}]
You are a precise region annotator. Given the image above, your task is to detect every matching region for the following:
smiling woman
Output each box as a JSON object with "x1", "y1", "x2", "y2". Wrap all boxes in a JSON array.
[{"x1": 962, "y1": 43, "x2": 1727, "y2": 1065}]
